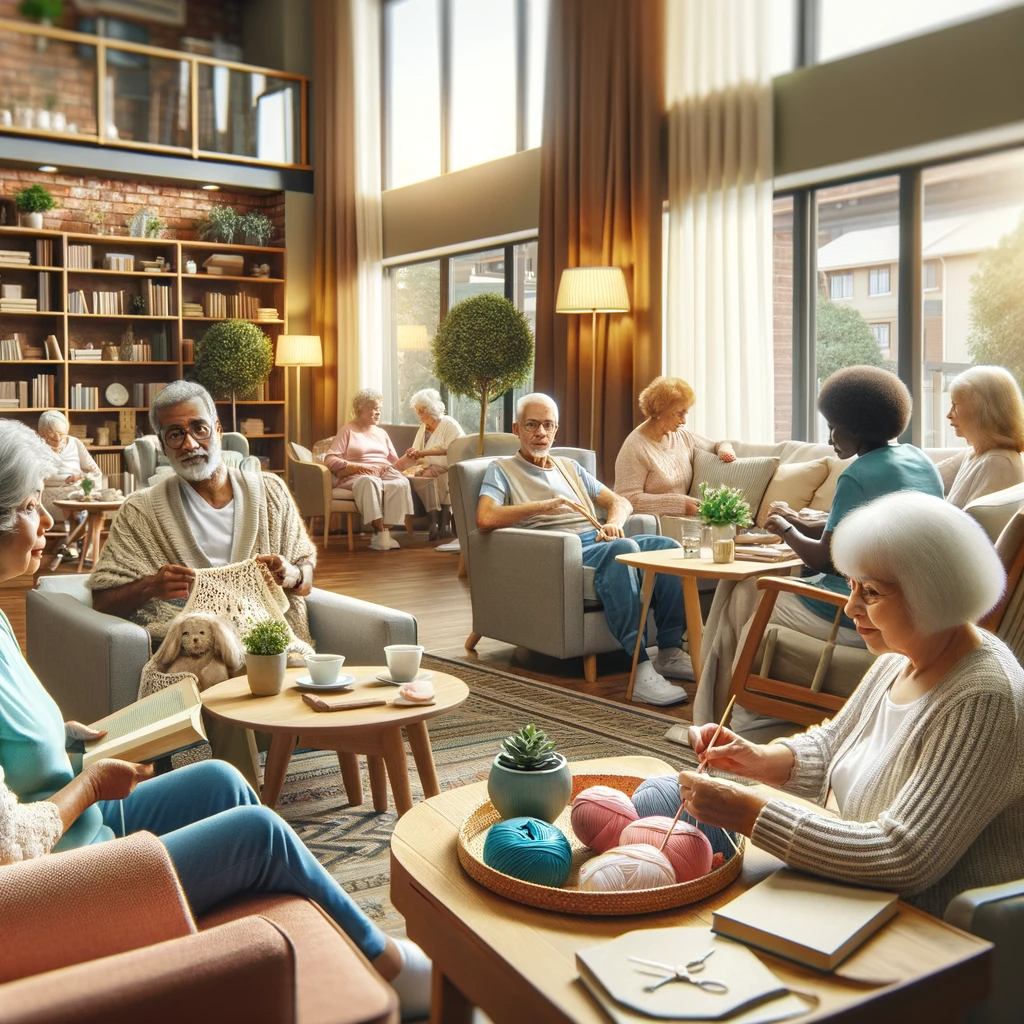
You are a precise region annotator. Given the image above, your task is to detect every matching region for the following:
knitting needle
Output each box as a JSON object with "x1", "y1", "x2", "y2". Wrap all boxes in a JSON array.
[{"x1": 659, "y1": 695, "x2": 737, "y2": 853}]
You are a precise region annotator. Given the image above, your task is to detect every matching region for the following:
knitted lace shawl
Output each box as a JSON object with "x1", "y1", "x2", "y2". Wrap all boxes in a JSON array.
[
  {"x1": 87, "y1": 469, "x2": 316, "y2": 641},
  {"x1": 0, "y1": 764, "x2": 62, "y2": 865},
  {"x1": 753, "y1": 631, "x2": 1024, "y2": 916}
]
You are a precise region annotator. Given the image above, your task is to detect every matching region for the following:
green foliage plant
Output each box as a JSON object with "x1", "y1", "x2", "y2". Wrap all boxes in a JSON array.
[
  {"x1": 432, "y1": 293, "x2": 534, "y2": 454},
  {"x1": 496, "y1": 724, "x2": 562, "y2": 772},
  {"x1": 815, "y1": 295, "x2": 892, "y2": 382},
  {"x1": 240, "y1": 211, "x2": 274, "y2": 247},
  {"x1": 18, "y1": 0, "x2": 63, "y2": 21},
  {"x1": 194, "y1": 319, "x2": 272, "y2": 430},
  {"x1": 241, "y1": 619, "x2": 290, "y2": 656},
  {"x1": 128, "y1": 207, "x2": 164, "y2": 238},
  {"x1": 968, "y1": 218, "x2": 1024, "y2": 389},
  {"x1": 197, "y1": 205, "x2": 240, "y2": 243},
  {"x1": 14, "y1": 184, "x2": 57, "y2": 213},
  {"x1": 697, "y1": 482, "x2": 752, "y2": 528}
]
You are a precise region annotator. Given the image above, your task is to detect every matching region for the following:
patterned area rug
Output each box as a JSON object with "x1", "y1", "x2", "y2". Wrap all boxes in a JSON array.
[{"x1": 274, "y1": 654, "x2": 699, "y2": 937}]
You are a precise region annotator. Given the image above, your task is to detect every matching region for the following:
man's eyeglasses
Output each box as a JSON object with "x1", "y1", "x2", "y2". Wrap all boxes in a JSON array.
[
  {"x1": 521, "y1": 420, "x2": 557, "y2": 433},
  {"x1": 162, "y1": 422, "x2": 213, "y2": 449}
]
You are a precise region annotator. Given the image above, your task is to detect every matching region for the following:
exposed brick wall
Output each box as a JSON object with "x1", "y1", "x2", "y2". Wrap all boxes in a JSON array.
[{"x1": 0, "y1": 167, "x2": 284, "y2": 243}]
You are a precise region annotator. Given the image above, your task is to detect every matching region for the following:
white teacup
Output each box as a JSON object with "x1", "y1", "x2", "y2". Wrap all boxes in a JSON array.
[
  {"x1": 384, "y1": 644, "x2": 424, "y2": 683},
  {"x1": 304, "y1": 653, "x2": 345, "y2": 686}
]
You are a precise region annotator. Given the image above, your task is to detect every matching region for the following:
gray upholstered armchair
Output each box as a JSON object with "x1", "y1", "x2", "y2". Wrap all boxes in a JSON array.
[{"x1": 449, "y1": 447, "x2": 657, "y2": 684}]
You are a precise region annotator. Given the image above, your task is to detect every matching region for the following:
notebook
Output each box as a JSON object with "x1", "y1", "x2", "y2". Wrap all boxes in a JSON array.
[{"x1": 712, "y1": 870, "x2": 898, "y2": 972}]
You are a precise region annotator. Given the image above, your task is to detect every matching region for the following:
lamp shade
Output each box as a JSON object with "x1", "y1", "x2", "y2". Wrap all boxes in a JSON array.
[
  {"x1": 397, "y1": 324, "x2": 431, "y2": 351},
  {"x1": 275, "y1": 334, "x2": 323, "y2": 367},
  {"x1": 555, "y1": 267, "x2": 631, "y2": 314}
]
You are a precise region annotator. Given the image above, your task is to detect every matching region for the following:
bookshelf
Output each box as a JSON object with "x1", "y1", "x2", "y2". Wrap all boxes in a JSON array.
[{"x1": 0, "y1": 227, "x2": 287, "y2": 476}]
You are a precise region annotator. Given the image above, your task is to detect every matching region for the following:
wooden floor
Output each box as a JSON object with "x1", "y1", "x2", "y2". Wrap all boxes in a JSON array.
[{"x1": 0, "y1": 529, "x2": 696, "y2": 723}]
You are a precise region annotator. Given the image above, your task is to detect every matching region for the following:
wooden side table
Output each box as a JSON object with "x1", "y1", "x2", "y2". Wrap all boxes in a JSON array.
[
  {"x1": 202, "y1": 666, "x2": 469, "y2": 814},
  {"x1": 52, "y1": 498, "x2": 124, "y2": 573}
]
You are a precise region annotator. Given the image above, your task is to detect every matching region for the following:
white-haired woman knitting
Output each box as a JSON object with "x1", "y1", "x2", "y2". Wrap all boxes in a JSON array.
[
  {"x1": 672, "y1": 492, "x2": 1024, "y2": 916},
  {"x1": 399, "y1": 388, "x2": 464, "y2": 541},
  {"x1": 324, "y1": 389, "x2": 414, "y2": 552}
]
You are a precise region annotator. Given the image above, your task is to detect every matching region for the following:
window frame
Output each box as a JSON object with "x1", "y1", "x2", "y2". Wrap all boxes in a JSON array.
[
  {"x1": 829, "y1": 271, "x2": 854, "y2": 300},
  {"x1": 868, "y1": 265, "x2": 891, "y2": 296}
]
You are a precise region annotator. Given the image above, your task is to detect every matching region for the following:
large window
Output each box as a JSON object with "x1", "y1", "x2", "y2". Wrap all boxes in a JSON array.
[
  {"x1": 386, "y1": 240, "x2": 537, "y2": 430},
  {"x1": 384, "y1": 0, "x2": 549, "y2": 187}
]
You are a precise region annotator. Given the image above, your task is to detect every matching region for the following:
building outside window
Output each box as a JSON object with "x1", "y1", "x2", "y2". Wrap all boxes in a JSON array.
[
  {"x1": 870, "y1": 322, "x2": 890, "y2": 349},
  {"x1": 924, "y1": 260, "x2": 942, "y2": 291},
  {"x1": 829, "y1": 272, "x2": 853, "y2": 299},
  {"x1": 868, "y1": 266, "x2": 891, "y2": 295}
]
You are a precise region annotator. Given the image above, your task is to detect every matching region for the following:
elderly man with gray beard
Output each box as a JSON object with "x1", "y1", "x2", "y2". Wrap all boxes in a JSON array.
[{"x1": 89, "y1": 380, "x2": 316, "y2": 644}]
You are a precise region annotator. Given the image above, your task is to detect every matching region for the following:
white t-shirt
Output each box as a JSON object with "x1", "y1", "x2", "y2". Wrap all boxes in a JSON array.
[
  {"x1": 829, "y1": 689, "x2": 921, "y2": 816},
  {"x1": 178, "y1": 480, "x2": 236, "y2": 566}
]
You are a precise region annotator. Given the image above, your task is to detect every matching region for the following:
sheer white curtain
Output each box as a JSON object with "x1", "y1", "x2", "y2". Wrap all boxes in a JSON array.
[{"x1": 664, "y1": 0, "x2": 774, "y2": 442}]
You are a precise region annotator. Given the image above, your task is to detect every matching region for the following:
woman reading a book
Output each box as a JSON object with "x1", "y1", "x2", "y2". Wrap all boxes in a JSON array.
[
  {"x1": 677, "y1": 492, "x2": 1024, "y2": 916},
  {"x1": 0, "y1": 421, "x2": 430, "y2": 1019}
]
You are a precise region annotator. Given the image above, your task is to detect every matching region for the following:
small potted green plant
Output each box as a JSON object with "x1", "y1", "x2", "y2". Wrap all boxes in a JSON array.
[
  {"x1": 696, "y1": 482, "x2": 752, "y2": 563},
  {"x1": 241, "y1": 618, "x2": 291, "y2": 695},
  {"x1": 19, "y1": 0, "x2": 62, "y2": 49},
  {"x1": 197, "y1": 205, "x2": 241, "y2": 244},
  {"x1": 487, "y1": 724, "x2": 571, "y2": 823},
  {"x1": 128, "y1": 207, "x2": 164, "y2": 238},
  {"x1": 14, "y1": 183, "x2": 57, "y2": 229},
  {"x1": 240, "y1": 211, "x2": 273, "y2": 247}
]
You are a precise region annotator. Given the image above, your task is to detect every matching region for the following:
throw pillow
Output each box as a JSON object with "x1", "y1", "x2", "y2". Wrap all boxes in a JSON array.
[
  {"x1": 755, "y1": 458, "x2": 831, "y2": 527},
  {"x1": 688, "y1": 450, "x2": 779, "y2": 518},
  {"x1": 807, "y1": 457, "x2": 853, "y2": 512}
]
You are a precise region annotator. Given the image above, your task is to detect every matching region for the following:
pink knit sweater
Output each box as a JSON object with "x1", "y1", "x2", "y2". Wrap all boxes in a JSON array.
[
  {"x1": 614, "y1": 427, "x2": 720, "y2": 515},
  {"x1": 324, "y1": 424, "x2": 400, "y2": 486}
]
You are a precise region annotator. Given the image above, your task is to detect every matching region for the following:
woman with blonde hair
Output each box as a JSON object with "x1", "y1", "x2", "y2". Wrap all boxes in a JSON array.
[
  {"x1": 324, "y1": 389, "x2": 414, "y2": 551},
  {"x1": 614, "y1": 376, "x2": 736, "y2": 515},
  {"x1": 942, "y1": 365, "x2": 1024, "y2": 508}
]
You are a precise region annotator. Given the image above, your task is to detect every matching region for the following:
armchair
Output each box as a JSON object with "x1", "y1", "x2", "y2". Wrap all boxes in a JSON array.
[
  {"x1": 124, "y1": 434, "x2": 258, "y2": 488},
  {"x1": 0, "y1": 831, "x2": 397, "y2": 1024},
  {"x1": 289, "y1": 441, "x2": 357, "y2": 550},
  {"x1": 449, "y1": 449, "x2": 657, "y2": 684}
]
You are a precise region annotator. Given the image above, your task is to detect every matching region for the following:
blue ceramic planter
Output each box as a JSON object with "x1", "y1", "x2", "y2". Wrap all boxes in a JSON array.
[{"x1": 487, "y1": 754, "x2": 572, "y2": 823}]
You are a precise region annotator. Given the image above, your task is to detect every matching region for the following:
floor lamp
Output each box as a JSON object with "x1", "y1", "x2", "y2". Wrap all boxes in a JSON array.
[
  {"x1": 555, "y1": 267, "x2": 631, "y2": 450},
  {"x1": 276, "y1": 334, "x2": 323, "y2": 462}
]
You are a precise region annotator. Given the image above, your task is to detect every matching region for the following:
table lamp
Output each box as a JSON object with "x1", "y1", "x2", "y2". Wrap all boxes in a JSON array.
[
  {"x1": 555, "y1": 267, "x2": 630, "y2": 448},
  {"x1": 276, "y1": 334, "x2": 323, "y2": 452}
]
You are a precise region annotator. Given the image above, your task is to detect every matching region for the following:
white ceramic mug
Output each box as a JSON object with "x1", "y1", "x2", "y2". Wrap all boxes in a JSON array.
[
  {"x1": 304, "y1": 653, "x2": 345, "y2": 686},
  {"x1": 384, "y1": 644, "x2": 424, "y2": 683}
]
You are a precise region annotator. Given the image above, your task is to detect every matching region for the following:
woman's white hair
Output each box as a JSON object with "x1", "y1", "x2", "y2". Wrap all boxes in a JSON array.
[
  {"x1": 352, "y1": 388, "x2": 383, "y2": 416},
  {"x1": 409, "y1": 388, "x2": 445, "y2": 419},
  {"x1": 949, "y1": 365, "x2": 1024, "y2": 453},
  {"x1": 0, "y1": 420, "x2": 59, "y2": 534},
  {"x1": 37, "y1": 410, "x2": 68, "y2": 435},
  {"x1": 832, "y1": 491, "x2": 1005, "y2": 634},
  {"x1": 149, "y1": 380, "x2": 219, "y2": 435},
  {"x1": 514, "y1": 392, "x2": 559, "y2": 424}
]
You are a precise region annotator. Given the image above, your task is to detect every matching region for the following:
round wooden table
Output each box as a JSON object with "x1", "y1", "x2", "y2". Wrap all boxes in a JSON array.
[
  {"x1": 53, "y1": 498, "x2": 125, "y2": 573},
  {"x1": 201, "y1": 666, "x2": 469, "y2": 815}
]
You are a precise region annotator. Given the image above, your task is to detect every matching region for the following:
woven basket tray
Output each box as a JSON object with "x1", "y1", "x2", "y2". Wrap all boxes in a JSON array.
[{"x1": 457, "y1": 773, "x2": 744, "y2": 916}]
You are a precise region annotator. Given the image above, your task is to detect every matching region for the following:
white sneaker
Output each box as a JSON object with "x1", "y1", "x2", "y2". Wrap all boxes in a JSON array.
[
  {"x1": 631, "y1": 661, "x2": 688, "y2": 706},
  {"x1": 368, "y1": 530, "x2": 395, "y2": 551},
  {"x1": 655, "y1": 647, "x2": 695, "y2": 681}
]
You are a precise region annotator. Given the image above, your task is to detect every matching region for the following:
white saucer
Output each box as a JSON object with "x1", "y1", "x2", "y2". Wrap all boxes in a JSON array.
[
  {"x1": 393, "y1": 696, "x2": 436, "y2": 707},
  {"x1": 294, "y1": 674, "x2": 355, "y2": 692},
  {"x1": 375, "y1": 669, "x2": 432, "y2": 685}
]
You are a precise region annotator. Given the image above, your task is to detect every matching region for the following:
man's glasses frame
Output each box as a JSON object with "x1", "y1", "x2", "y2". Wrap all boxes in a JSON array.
[
  {"x1": 162, "y1": 422, "x2": 213, "y2": 450},
  {"x1": 521, "y1": 419, "x2": 558, "y2": 433}
]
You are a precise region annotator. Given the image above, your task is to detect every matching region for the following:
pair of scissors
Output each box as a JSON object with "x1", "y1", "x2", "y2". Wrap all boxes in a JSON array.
[{"x1": 628, "y1": 950, "x2": 729, "y2": 994}]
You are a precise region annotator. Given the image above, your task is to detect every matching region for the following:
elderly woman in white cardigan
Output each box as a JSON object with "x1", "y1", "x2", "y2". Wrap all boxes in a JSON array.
[
  {"x1": 399, "y1": 388, "x2": 464, "y2": 541},
  {"x1": 669, "y1": 492, "x2": 1024, "y2": 917},
  {"x1": 38, "y1": 409, "x2": 102, "y2": 561}
]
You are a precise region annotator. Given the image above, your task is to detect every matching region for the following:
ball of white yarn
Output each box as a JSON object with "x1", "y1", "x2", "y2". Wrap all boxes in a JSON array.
[{"x1": 578, "y1": 843, "x2": 677, "y2": 891}]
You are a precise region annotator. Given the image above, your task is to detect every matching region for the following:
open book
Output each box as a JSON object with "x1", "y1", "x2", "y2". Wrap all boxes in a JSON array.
[{"x1": 83, "y1": 680, "x2": 207, "y2": 768}]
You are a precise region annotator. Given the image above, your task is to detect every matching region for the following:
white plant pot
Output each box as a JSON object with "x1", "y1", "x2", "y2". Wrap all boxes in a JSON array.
[
  {"x1": 245, "y1": 652, "x2": 287, "y2": 695},
  {"x1": 21, "y1": 212, "x2": 43, "y2": 230}
]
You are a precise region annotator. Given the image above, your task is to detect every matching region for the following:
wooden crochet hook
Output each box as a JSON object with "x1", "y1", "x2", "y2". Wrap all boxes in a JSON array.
[
  {"x1": 660, "y1": 696, "x2": 737, "y2": 853},
  {"x1": 301, "y1": 693, "x2": 387, "y2": 713}
]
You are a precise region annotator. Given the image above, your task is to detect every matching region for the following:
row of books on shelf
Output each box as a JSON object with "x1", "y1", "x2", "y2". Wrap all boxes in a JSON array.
[
  {"x1": 0, "y1": 334, "x2": 61, "y2": 359},
  {"x1": 144, "y1": 280, "x2": 173, "y2": 316},
  {"x1": 69, "y1": 384, "x2": 101, "y2": 409},
  {"x1": 94, "y1": 453, "x2": 123, "y2": 476},
  {"x1": 0, "y1": 374, "x2": 55, "y2": 408},
  {"x1": 134, "y1": 382, "x2": 169, "y2": 407},
  {"x1": 70, "y1": 347, "x2": 102, "y2": 361},
  {"x1": 67, "y1": 244, "x2": 94, "y2": 270}
]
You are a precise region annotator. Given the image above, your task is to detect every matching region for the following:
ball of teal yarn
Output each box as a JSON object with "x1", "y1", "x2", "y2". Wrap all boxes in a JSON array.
[
  {"x1": 631, "y1": 775, "x2": 737, "y2": 859},
  {"x1": 483, "y1": 817, "x2": 573, "y2": 887}
]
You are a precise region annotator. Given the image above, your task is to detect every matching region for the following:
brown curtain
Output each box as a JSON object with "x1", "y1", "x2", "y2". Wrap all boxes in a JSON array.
[
  {"x1": 310, "y1": 0, "x2": 357, "y2": 445},
  {"x1": 535, "y1": 0, "x2": 665, "y2": 483}
]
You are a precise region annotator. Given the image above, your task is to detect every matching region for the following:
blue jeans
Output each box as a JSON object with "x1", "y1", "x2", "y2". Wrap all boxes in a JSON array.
[
  {"x1": 99, "y1": 759, "x2": 386, "y2": 960},
  {"x1": 579, "y1": 531, "x2": 684, "y2": 662}
]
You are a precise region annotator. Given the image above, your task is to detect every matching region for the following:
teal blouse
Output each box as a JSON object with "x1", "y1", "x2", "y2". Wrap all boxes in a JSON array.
[{"x1": 0, "y1": 610, "x2": 109, "y2": 849}]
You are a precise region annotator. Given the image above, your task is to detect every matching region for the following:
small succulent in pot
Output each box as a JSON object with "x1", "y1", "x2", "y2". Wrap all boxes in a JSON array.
[{"x1": 488, "y1": 724, "x2": 571, "y2": 823}]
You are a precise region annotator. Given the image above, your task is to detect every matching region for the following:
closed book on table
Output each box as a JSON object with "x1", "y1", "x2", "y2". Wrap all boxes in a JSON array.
[
  {"x1": 83, "y1": 679, "x2": 207, "y2": 767},
  {"x1": 712, "y1": 869, "x2": 898, "y2": 971}
]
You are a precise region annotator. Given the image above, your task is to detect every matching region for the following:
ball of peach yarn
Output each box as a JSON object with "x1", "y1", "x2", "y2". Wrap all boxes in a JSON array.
[
  {"x1": 579, "y1": 843, "x2": 676, "y2": 891},
  {"x1": 570, "y1": 786, "x2": 640, "y2": 853},
  {"x1": 619, "y1": 816, "x2": 713, "y2": 882}
]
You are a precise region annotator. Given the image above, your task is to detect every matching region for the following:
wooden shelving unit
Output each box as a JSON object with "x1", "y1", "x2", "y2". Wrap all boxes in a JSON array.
[{"x1": 0, "y1": 226, "x2": 287, "y2": 477}]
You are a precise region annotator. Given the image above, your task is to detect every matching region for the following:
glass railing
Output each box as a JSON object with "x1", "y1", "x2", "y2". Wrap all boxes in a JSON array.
[{"x1": 0, "y1": 19, "x2": 308, "y2": 168}]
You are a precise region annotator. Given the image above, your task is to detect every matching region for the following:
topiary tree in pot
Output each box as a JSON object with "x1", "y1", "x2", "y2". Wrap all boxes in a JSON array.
[
  {"x1": 432, "y1": 292, "x2": 534, "y2": 455},
  {"x1": 194, "y1": 319, "x2": 272, "y2": 431}
]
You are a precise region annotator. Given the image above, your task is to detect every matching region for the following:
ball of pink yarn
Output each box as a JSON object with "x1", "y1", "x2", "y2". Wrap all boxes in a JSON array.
[
  {"x1": 570, "y1": 786, "x2": 640, "y2": 853},
  {"x1": 619, "y1": 816, "x2": 713, "y2": 882}
]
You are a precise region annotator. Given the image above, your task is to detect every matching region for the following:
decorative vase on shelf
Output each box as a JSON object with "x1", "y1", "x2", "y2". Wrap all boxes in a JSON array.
[{"x1": 185, "y1": 259, "x2": 197, "y2": 274}]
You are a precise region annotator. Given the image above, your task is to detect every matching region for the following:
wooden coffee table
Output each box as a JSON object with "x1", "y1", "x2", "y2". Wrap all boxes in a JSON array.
[
  {"x1": 53, "y1": 498, "x2": 124, "y2": 573},
  {"x1": 201, "y1": 666, "x2": 469, "y2": 814},
  {"x1": 391, "y1": 756, "x2": 992, "y2": 1024},
  {"x1": 615, "y1": 549, "x2": 805, "y2": 698}
]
